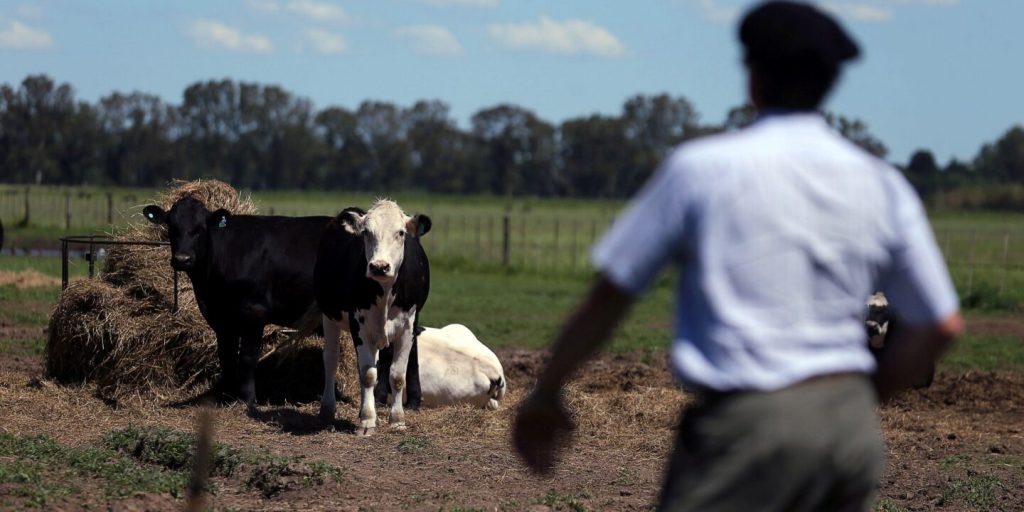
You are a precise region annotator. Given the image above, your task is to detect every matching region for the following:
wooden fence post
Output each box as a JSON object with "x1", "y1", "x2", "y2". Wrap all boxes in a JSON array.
[
  {"x1": 966, "y1": 231, "x2": 978, "y2": 297},
  {"x1": 570, "y1": 220, "x2": 578, "y2": 273},
  {"x1": 502, "y1": 213, "x2": 511, "y2": 267},
  {"x1": 64, "y1": 192, "x2": 72, "y2": 230},
  {"x1": 999, "y1": 231, "x2": 1010, "y2": 296},
  {"x1": 22, "y1": 187, "x2": 30, "y2": 225},
  {"x1": 553, "y1": 218, "x2": 560, "y2": 270}
]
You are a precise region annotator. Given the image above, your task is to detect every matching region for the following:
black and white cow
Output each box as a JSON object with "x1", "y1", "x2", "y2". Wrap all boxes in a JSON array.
[
  {"x1": 315, "y1": 200, "x2": 430, "y2": 436},
  {"x1": 865, "y1": 291, "x2": 935, "y2": 388},
  {"x1": 143, "y1": 197, "x2": 332, "y2": 407}
]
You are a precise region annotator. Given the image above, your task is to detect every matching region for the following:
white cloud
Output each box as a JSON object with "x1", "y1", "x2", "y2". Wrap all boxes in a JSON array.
[
  {"x1": 0, "y1": 20, "x2": 53, "y2": 49},
  {"x1": 412, "y1": 0, "x2": 498, "y2": 7},
  {"x1": 305, "y1": 28, "x2": 348, "y2": 54},
  {"x1": 244, "y1": 0, "x2": 280, "y2": 14},
  {"x1": 889, "y1": 0, "x2": 958, "y2": 4},
  {"x1": 188, "y1": 19, "x2": 273, "y2": 53},
  {"x1": 396, "y1": 25, "x2": 463, "y2": 56},
  {"x1": 695, "y1": 0, "x2": 739, "y2": 24},
  {"x1": 286, "y1": 0, "x2": 348, "y2": 22},
  {"x1": 488, "y1": 16, "x2": 626, "y2": 58},
  {"x1": 822, "y1": 2, "x2": 894, "y2": 22},
  {"x1": 692, "y1": 0, "x2": 956, "y2": 26}
]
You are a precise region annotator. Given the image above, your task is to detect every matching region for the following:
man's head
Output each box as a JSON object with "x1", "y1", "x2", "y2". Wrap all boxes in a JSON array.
[
  {"x1": 739, "y1": 1, "x2": 860, "y2": 111},
  {"x1": 143, "y1": 197, "x2": 230, "y2": 271},
  {"x1": 338, "y1": 199, "x2": 431, "y2": 283}
]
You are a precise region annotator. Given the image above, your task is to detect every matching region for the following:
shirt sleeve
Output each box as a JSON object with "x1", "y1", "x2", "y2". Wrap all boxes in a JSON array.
[
  {"x1": 879, "y1": 174, "x2": 960, "y2": 326},
  {"x1": 590, "y1": 156, "x2": 690, "y2": 296}
]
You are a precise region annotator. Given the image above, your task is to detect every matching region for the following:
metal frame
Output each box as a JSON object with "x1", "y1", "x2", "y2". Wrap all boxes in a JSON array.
[{"x1": 58, "y1": 235, "x2": 180, "y2": 313}]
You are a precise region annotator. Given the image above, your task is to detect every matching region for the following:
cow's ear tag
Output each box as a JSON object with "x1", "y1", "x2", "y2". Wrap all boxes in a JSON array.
[
  {"x1": 145, "y1": 211, "x2": 154, "y2": 220},
  {"x1": 217, "y1": 216, "x2": 228, "y2": 228}
]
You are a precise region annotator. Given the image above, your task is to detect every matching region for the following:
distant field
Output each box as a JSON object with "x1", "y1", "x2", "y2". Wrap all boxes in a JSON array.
[{"x1": 2, "y1": 184, "x2": 1024, "y2": 310}]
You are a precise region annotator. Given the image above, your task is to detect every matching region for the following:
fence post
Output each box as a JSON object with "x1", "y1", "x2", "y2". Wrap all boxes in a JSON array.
[
  {"x1": 502, "y1": 213, "x2": 511, "y2": 267},
  {"x1": 65, "y1": 192, "x2": 72, "y2": 230},
  {"x1": 553, "y1": 218, "x2": 560, "y2": 271},
  {"x1": 22, "y1": 187, "x2": 30, "y2": 225},
  {"x1": 106, "y1": 192, "x2": 114, "y2": 224},
  {"x1": 966, "y1": 231, "x2": 978, "y2": 297},
  {"x1": 571, "y1": 220, "x2": 578, "y2": 273},
  {"x1": 999, "y1": 231, "x2": 1010, "y2": 296},
  {"x1": 520, "y1": 216, "x2": 527, "y2": 268},
  {"x1": 475, "y1": 216, "x2": 481, "y2": 261}
]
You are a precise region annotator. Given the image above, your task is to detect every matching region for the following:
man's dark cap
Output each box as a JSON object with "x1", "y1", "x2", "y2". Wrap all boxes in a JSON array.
[{"x1": 739, "y1": 1, "x2": 860, "y2": 73}]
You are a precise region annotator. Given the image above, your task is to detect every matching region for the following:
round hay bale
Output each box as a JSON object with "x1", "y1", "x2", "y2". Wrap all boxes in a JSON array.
[{"x1": 45, "y1": 179, "x2": 356, "y2": 404}]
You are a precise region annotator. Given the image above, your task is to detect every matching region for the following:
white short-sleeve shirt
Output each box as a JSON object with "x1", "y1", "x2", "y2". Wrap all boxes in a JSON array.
[{"x1": 591, "y1": 112, "x2": 959, "y2": 392}]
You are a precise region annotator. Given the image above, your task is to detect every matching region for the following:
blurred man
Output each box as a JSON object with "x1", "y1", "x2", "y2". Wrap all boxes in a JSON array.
[{"x1": 512, "y1": 1, "x2": 963, "y2": 510}]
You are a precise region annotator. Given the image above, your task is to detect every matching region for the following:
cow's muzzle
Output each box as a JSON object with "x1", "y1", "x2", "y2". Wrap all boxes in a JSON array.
[
  {"x1": 367, "y1": 261, "x2": 391, "y2": 278},
  {"x1": 171, "y1": 253, "x2": 195, "y2": 271}
]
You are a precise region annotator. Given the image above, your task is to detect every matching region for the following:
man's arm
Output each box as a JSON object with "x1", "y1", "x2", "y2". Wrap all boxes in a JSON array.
[
  {"x1": 873, "y1": 311, "x2": 963, "y2": 402},
  {"x1": 512, "y1": 276, "x2": 634, "y2": 474}
]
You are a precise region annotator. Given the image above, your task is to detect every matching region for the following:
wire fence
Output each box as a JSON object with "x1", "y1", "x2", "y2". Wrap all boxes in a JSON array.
[{"x1": 2, "y1": 185, "x2": 1024, "y2": 300}]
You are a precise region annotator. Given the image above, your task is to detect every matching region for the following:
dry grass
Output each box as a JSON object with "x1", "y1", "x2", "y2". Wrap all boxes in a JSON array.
[
  {"x1": 45, "y1": 179, "x2": 357, "y2": 403},
  {"x1": 0, "y1": 270, "x2": 61, "y2": 289}
]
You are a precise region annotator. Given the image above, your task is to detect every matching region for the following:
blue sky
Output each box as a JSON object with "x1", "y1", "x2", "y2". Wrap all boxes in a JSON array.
[{"x1": 1, "y1": 0, "x2": 1021, "y2": 165}]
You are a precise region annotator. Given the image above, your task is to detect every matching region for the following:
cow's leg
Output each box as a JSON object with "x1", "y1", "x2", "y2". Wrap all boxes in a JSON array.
[
  {"x1": 374, "y1": 346, "x2": 393, "y2": 405},
  {"x1": 238, "y1": 324, "x2": 264, "y2": 410},
  {"x1": 319, "y1": 316, "x2": 343, "y2": 421},
  {"x1": 213, "y1": 327, "x2": 240, "y2": 401},
  {"x1": 404, "y1": 333, "x2": 422, "y2": 410},
  {"x1": 387, "y1": 321, "x2": 416, "y2": 429},
  {"x1": 355, "y1": 340, "x2": 380, "y2": 436}
]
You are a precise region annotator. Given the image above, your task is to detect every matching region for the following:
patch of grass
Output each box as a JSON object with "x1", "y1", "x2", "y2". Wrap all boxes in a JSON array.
[
  {"x1": 104, "y1": 426, "x2": 343, "y2": 499},
  {"x1": 0, "y1": 337, "x2": 45, "y2": 356},
  {"x1": 423, "y1": 267, "x2": 673, "y2": 353},
  {"x1": 440, "y1": 507, "x2": 485, "y2": 512},
  {"x1": 940, "y1": 454, "x2": 972, "y2": 471},
  {"x1": 874, "y1": 498, "x2": 910, "y2": 512},
  {"x1": 942, "y1": 335, "x2": 1024, "y2": 373},
  {"x1": 613, "y1": 466, "x2": 637, "y2": 486},
  {"x1": 0, "y1": 459, "x2": 76, "y2": 508},
  {"x1": 538, "y1": 490, "x2": 589, "y2": 512},
  {"x1": 498, "y1": 498, "x2": 519, "y2": 511},
  {"x1": 397, "y1": 436, "x2": 429, "y2": 455},
  {"x1": 0, "y1": 431, "x2": 188, "y2": 504},
  {"x1": 936, "y1": 474, "x2": 1003, "y2": 510}
]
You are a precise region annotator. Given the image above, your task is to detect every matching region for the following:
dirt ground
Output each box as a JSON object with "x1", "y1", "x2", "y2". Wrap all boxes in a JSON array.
[{"x1": 0, "y1": 325, "x2": 1022, "y2": 511}]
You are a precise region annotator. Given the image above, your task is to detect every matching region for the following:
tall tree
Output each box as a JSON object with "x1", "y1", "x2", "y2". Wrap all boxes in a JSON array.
[
  {"x1": 471, "y1": 105, "x2": 557, "y2": 196},
  {"x1": 98, "y1": 92, "x2": 179, "y2": 186},
  {"x1": 973, "y1": 125, "x2": 1024, "y2": 183}
]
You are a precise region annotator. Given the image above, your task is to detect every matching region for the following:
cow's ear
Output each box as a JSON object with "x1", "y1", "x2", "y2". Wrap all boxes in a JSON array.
[
  {"x1": 408, "y1": 214, "x2": 431, "y2": 237},
  {"x1": 339, "y1": 208, "x2": 366, "y2": 235},
  {"x1": 208, "y1": 209, "x2": 231, "y2": 229},
  {"x1": 142, "y1": 205, "x2": 166, "y2": 225}
]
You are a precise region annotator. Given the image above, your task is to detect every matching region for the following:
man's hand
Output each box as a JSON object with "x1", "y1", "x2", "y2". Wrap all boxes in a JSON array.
[{"x1": 512, "y1": 391, "x2": 574, "y2": 475}]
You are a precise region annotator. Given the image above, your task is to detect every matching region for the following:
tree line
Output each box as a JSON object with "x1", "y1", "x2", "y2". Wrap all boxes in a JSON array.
[{"x1": 0, "y1": 74, "x2": 1020, "y2": 203}]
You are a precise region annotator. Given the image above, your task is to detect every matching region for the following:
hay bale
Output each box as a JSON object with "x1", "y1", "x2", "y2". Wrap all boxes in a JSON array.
[{"x1": 46, "y1": 179, "x2": 356, "y2": 404}]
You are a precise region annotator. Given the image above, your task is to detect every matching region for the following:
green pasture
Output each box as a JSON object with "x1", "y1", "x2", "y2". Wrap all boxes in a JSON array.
[{"x1": 2, "y1": 252, "x2": 1022, "y2": 376}]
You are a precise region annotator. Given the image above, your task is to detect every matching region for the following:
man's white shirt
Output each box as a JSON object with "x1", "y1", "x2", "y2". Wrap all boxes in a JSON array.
[{"x1": 591, "y1": 112, "x2": 959, "y2": 392}]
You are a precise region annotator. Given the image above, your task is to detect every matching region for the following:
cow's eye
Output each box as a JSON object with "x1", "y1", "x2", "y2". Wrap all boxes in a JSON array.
[{"x1": 396, "y1": 231, "x2": 405, "y2": 239}]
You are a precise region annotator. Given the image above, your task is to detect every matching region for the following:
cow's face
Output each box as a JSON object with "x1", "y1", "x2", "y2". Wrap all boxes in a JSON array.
[
  {"x1": 143, "y1": 197, "x2": 230, "y2": 272},
  {"x1": 865, "y1": 292, "x2": 890, "y2": 349},
  {"x1": 340, "y1": 200, "x2": 431, "y2": 283}
]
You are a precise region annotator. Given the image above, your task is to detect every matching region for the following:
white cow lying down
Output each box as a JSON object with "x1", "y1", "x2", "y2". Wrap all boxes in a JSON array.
[{"x1": 411, "y1": 324, "x2": 507, "y2": 410}]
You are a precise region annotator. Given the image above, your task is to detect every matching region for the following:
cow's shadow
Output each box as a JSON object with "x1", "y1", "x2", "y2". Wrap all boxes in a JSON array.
[{"x1": 248, "y1": 407, "x2": 357, "y2": 435}]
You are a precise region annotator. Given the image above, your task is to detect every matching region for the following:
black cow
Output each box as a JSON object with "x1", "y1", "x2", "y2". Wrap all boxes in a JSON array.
[
  {"x1": 143, "y1": 197, "x2": 331, "y2": 407},
  {"x1": 315, "y1": 200, "x2": 430, "y2": 436}
]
